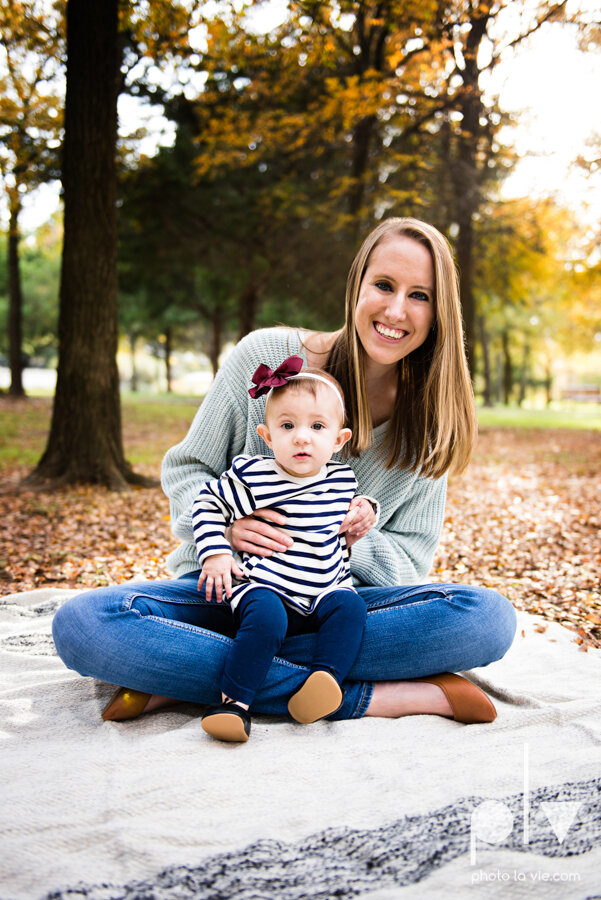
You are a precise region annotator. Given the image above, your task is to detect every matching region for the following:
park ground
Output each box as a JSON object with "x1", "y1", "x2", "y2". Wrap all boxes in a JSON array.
[{"x1": 1, "y1": 396, "x2": 600, "y2": 649}]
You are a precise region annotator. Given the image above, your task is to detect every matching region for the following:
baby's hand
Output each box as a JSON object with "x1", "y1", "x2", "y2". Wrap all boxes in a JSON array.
[
  {"x1": 339, "y1": 497, "x2": 378, "y2": 549},
  {"x1": 198, "y1": 553, "x2": 244, "y2": 603}
]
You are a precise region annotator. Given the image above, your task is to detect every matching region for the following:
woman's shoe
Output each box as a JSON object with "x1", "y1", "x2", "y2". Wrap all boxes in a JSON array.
[
  {"x1": 201, "y1": 700, "x2": 251, "y2": 742},
  {"x1": 288, "y1": 670, "x2": 344, "y2": 724},
  {"x1": 417, "y1": 672, "x2": 497, "y2": 724},
  {"x1": 101, "y1": 687, "x2": 152, "y2": 721}
]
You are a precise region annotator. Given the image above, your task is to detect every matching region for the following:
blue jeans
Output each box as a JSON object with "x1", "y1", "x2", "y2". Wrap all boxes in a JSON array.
[
  {"x1": 52, "y1": 573, "x2": 516, "y2": 720},
  {"x1": 223, "y1": 587, "x2": 367, "y2": 705}
]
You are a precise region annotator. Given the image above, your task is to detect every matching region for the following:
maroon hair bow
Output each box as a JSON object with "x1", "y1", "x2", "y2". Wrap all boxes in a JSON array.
[{"x1": 248, "y1": 355, "x2": 304, "y2": 399}]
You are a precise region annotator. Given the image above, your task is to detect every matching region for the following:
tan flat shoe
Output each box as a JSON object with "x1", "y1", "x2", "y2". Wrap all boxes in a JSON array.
[
  {"x1": 288, "y1": 670, "x2": 343, "y2": 724},
  {"x1": 418, "y1": 672, "x2": 497, "y2": 724},
  {"x1": 101, "y1": 687, "x2": 152, "y2": 721},
  {"x1": 201, "y1": 700, "x2": 251, "y2": 743}
]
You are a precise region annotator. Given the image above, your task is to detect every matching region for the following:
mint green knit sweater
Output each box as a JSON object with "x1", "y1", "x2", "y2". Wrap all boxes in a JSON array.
[{"x1": 161, "y1": 328, "x2": 447, "y2": 586}]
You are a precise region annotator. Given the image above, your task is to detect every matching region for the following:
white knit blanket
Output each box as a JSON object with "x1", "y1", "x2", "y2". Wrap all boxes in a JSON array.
[{"x1": 1, "y1": 588, "x2": 600, "y2": 899}]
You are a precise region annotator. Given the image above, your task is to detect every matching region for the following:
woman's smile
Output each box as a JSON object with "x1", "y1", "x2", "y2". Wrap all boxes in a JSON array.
[{"x1": 373, "y1": 321, "x2": 409, "y2": 341}]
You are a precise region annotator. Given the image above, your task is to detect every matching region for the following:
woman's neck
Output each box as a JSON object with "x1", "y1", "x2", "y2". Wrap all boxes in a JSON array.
[
  {"x1": 364, "y1": 362, "x2": 398, "y2": 427},
  {"x1": 301, "y1": 328, "x2": 397, "y2": 428}
]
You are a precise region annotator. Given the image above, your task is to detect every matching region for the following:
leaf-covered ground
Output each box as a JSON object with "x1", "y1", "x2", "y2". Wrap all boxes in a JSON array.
[{"x1": 1, "y1": 398, "x2": 599, "y2": 649}]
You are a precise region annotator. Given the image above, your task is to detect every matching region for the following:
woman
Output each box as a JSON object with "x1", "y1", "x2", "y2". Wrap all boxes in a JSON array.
[{"x1": 52, "y1": 217, "x2": 516, "y2": 724}]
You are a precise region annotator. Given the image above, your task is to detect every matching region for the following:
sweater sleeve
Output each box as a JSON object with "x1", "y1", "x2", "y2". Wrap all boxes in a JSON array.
[
  {"x1": 161, "y1": 341, "x2": 255, "y2": 546},
  {"x1": 192, "y1": 458, "x2": 258, "y2": 565},
  {"x1": 349, "y1": 473, "x2": 447, "y2": 586}
]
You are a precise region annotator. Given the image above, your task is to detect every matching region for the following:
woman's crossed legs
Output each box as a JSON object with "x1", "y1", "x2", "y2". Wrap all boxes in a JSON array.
[{"x1": 52, "y1": 572, "x2": 516, "y2": 720}]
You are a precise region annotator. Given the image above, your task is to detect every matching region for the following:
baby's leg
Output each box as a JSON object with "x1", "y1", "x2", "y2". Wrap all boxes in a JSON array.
[
  {"x1": 310, "y1": 589, "x2": 367, "y2": 683},
  {"x1": 221, "y1": 587, "x2": 288, "y2": 705},
  {"x1": 202, "y1": 587, "x2": 288, "y2": 742},
  {"x1": 288, "y1": 590, "x2": 366, "y2": 723}
]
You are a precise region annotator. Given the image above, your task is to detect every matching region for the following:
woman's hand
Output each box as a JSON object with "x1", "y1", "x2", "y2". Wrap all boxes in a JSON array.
[
  {"x1": 226, "y1": 509, "x2": 293, "y2": 557},
  {"x1": 339, "y1": 497, "x2": 377, "y2": 550}
]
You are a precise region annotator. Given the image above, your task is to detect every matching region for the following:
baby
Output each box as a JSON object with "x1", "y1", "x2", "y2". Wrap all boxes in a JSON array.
[{"x1": 192, "y1": 356, "x2": 378, "y2": 742}]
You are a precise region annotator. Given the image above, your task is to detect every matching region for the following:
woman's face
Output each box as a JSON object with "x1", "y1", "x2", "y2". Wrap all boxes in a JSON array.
[{"x1": 355, "y1": 234, "x2": 436, "y2": 372}]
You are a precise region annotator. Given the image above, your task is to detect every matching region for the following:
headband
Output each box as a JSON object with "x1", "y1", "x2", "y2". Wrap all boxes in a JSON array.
[{"x1": 249, "y1": 355, "x2": 345, "y2": 416}]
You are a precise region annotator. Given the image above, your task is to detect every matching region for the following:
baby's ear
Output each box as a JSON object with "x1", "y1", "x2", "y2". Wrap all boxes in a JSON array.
[
  {"x1": 335, "y1": 427, "x2": 352, "y2": 450},
  {"x1": 257, "y1": 423, "x2": 272, "y2": 448}
]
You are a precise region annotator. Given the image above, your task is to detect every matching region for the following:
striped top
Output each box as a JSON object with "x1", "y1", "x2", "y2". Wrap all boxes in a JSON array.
[{"x1": 192, "y1": 454, "x2": 357, "y2": 614}]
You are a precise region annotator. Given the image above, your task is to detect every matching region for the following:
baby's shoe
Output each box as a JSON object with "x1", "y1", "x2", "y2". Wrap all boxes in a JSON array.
[
  {"x1": 288, "y1": 670, "x2": 343, "y2": 724},
  {"x1": 201, "y1": 699, "x2": 251, "y2": 742}
]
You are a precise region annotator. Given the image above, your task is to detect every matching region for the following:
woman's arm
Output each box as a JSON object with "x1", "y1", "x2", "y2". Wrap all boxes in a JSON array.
[{"x1": 349, "y1": 474, "x2": 448, "y2": 586}]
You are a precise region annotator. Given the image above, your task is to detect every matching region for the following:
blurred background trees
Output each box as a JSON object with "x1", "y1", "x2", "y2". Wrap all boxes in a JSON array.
[{"x1": 0, "y1": 0, "x2": 600, "y2": 485}]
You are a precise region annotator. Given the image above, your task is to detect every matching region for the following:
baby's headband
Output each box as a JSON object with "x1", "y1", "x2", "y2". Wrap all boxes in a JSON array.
[{"x1": 249, "y1": 355, "x2": 345, "y2": 416}]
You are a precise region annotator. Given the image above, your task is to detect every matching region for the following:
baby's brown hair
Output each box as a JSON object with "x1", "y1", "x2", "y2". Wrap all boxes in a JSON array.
[{"x1": 265, "y1": 368, "x2": 347, "y2": 425}]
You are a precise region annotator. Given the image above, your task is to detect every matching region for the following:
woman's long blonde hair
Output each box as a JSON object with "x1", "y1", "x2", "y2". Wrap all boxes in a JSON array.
[{"x1": 325, "y1": 217, "x2": 476, "y2": 478}]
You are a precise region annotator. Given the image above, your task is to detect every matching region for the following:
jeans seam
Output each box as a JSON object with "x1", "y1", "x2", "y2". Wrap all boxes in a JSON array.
[
  {"x1": 352, "y1": 680, "x2": 373, "y2": 718},
  {"x1": 148, "y1": 616, "x2": 235, "y2": 642},
  {"x1": 366, "y1": 595, "x2": 449, "y2": 615},
  {"x1": 121, "y1": 590, "x2": 204, "y2": 612},
  {"x1": 362, "y1": 588, "x2": 452, "y2": 611}
]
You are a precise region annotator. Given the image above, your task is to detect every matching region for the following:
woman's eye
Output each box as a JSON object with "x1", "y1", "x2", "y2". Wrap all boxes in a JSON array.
[
  {"x1": 411, "y1": 291, "x2": 430, "y2": 302},
  {"x1": 375, "y1": 280, "x2": 393, "y2": 292}
]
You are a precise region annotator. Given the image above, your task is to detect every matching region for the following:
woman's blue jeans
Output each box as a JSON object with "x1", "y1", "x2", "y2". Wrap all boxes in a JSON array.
[{"x1": 52, "y1": 573, "x2": 517, "y2": 720}]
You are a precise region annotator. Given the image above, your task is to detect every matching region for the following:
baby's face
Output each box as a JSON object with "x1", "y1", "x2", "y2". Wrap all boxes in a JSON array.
[{"x1": 258, "y1": 385, "x2": 351, "y2": 478}]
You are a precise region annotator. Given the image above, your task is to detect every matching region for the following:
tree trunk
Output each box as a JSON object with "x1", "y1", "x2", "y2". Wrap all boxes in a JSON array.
[
  {"x1": 544, "y1": 363, "x2": 553, "y2": 407},
  {"x1": 501, "y1": 330, "x2": 513, "y2": 406},
  {"x1": 164, "y1": 327, "x2": 173, "y2": 393},
  {"x1": 7, "y1": 201, "x2": 25, "y2": 398},
  {"x1": 478, "y1": 314, "x2": 492, "y2": 407},
  {"x1": 494, "y1": 353, "x2": 503, "y2": 404},
  {"x1": 238, "y1": 283, "x2": 258, "y2": 340},
  {"x1": 348, "y1": 114, "x2": 376, "y2": 237},
  {"x1": 518, "y1": 341, "x2": 530, "y2": 407},
  {"x1": 26, "y1": 0, "x2": 154, "y2": 489},
  {"x1": 448, "y1": 7, "x2": 491, "y2": 379},
  {"x1": 209, "y1": 310, "x2": 222, "y2": 377},
  {"x1": 456, "y1": 214, "x2": 475, "y2": 374}
]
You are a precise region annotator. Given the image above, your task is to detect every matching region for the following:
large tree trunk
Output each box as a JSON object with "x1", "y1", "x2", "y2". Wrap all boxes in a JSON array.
[
  {"x1": 26, "y1": 0, "x2": 153, "y2": 489},
  {"x1": 7, "y1": 201, "x2": 25, "y2": 398}
]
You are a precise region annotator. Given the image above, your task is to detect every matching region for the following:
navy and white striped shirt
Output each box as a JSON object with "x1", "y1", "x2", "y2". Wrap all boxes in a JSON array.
[{"x1": 192, "y1": 454, "x2": 357, "y2": 614}]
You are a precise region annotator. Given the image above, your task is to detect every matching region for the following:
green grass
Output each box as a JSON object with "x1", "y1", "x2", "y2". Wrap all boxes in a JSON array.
[
  {"x1": 476, "y1": 404, "x2": 601, "y2": 431},
  {"x1": 2, "y1": 394, "x2": 600, "y2": 472},
  {"x1": 0, "y1": 394, "x2": 202, "y2": 469}
]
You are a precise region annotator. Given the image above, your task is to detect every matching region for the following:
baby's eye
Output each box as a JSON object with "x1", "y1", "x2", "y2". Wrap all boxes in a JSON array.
[
  {"x1": 312, "y1": 423, "x2": 324, "y2": 430},
  {"x1": 375, "y1": 280, "x2": 393, "y2": 292},
  {"x1": 281, "y1": 422, "x2": 294, "y2": 430}
]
